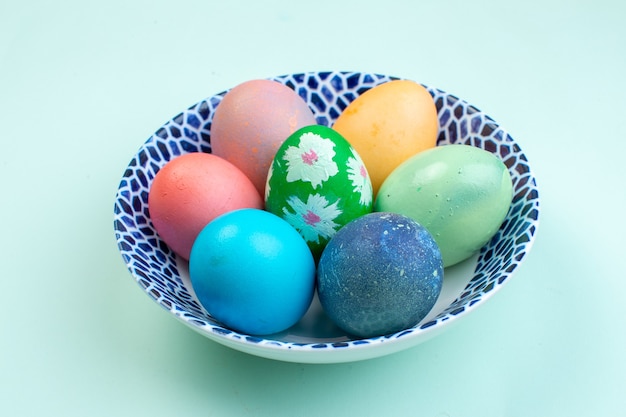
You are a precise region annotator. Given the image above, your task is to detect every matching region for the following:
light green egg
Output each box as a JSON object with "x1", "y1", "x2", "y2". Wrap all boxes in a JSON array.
[
  {"x1": 265, "y1": 125, "x2": 373, "y2": 260},
  {"x1": 374, "y1": 144, "x2": 513, "y2": 267}
]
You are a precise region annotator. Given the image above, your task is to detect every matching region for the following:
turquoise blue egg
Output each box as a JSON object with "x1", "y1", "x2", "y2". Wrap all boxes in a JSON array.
[{"x1": 189, "y1": 208, "x2": 316, "y2": 335}]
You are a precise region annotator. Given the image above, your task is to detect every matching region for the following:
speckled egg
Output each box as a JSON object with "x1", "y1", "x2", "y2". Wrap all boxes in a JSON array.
[
  {"x1": 189, "y1": 209, "x2": 316, "y2": 336},
  {"x1": 375, "y1": 144, "x2": 514, "y2": 267},
  {"x1": 317, "y1": 212, "x2": 443, "y2": 338},
  {"x1": 210, "y1": 79, "x2": 317, "y2": 196},
  {"x1": 265, "y1": 125, "x2": 373, "y2": 260}
]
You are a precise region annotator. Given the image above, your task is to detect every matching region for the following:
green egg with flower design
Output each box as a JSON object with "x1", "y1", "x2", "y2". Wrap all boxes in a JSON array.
[{"x1": 265, "y1": 125, "x2": 374, "y2": 260}]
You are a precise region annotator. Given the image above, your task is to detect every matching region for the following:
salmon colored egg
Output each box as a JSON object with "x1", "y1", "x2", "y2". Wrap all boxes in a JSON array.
[
  {"x1": 148, "y1": 152, "x2": 263, "y2": 260},
  {"x1": 210, "y1": 79, "x2": 317, "y2": 196},
  {"x1": 332, "y1": 80, "x2": 439, "y2": 197}
]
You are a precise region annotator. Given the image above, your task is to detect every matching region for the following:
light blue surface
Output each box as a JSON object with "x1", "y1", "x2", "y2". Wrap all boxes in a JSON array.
[{"x1": 1, "y1": 0, "x2": 625, "y2": 415}]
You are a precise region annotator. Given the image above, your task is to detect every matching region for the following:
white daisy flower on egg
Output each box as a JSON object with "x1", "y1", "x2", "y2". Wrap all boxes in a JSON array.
[
  {"x1": 346, "y1": 153, "x2": 372, "y2": 207},
  {"x1": 282, "y1": 194, "x2": 341, "y2": 244},
  {"x1": 283, "y1": 132, "x2": 338, "y2": 189}
]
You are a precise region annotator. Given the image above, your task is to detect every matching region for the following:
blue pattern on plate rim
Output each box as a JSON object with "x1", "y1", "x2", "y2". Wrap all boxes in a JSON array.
[{"x1": 113, "y1": 71, "x2": 540, "y2": 352}]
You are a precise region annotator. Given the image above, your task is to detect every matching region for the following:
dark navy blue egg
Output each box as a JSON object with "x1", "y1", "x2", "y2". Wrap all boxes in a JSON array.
[{"x1": 317, "y1": 212, "x2": 443, "y2": 338}]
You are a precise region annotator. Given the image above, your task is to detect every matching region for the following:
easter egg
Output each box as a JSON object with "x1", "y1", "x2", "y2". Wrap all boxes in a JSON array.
[
  {"x1": 265, "y1": 125, "x2": 374, "y2": 260},
  {"x1": 148, "y1": 152, "x2": 263, "y2": 260},
  {"x1": 332, "y1": 79, "x2": 439, "y2": 196},
  {"x1": 317, "y1": 212, "x2": 443, "y2": 338},
  {"x1": 375, "y1": 144, "x2": 514, "y2": 267},
  {"x1": 189, "y1": 209, "x2": 316, "y2": 336},
  {"x1": 210, "y1": 79, "x2": 317, "y2": 196}
]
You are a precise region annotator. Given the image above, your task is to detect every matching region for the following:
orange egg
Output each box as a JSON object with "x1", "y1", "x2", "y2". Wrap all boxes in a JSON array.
[
  {"x1": 332, "y1": 80, "x2": 438, "y2": 196},
  {"x1": 148, "y1": 152, "x2": 263, "y2": 260}
]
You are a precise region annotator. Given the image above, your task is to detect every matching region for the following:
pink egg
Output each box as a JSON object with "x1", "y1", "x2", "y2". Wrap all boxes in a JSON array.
[
  {"x1": 148, "y1": 152, "x2": 263, "y2": 260},
  {"x1": 210, "y1": 79, "x2": 317, "y2": 196}
]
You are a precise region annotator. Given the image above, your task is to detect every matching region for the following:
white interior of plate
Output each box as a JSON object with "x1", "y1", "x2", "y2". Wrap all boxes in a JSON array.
[{"x1": 113, "y1": 71, "x2": 540, "y2": 364}]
